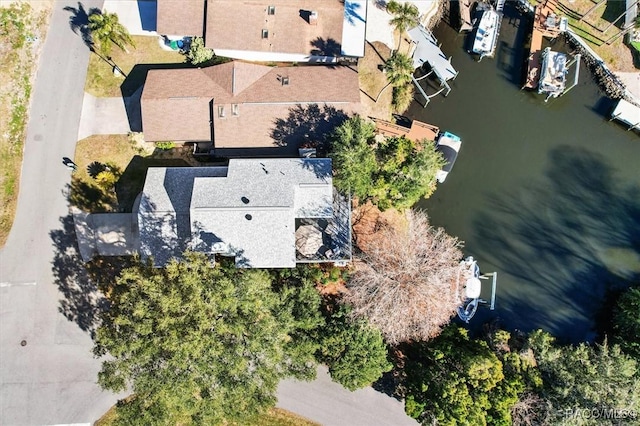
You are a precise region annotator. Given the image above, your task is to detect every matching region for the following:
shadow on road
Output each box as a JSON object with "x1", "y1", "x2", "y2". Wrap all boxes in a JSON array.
[
  {"x1": 50, "y1": 214, "x2": 105, "y2": 337},
  {"x1": 63, "y1": 2, "x2": 100, "y2": 49}
]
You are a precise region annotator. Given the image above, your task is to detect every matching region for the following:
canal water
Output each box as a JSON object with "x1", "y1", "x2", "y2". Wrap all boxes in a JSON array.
[{"x1": 410, "y1": 6, "x2": 640, "y2": 343}]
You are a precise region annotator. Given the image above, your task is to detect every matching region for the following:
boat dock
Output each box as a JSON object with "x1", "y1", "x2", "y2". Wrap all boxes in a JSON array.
[
  {"x1": 372, "y1": 117, "x2": 440, "y2": 142},
  {"x1": 523, "y1": 0, "x2": 568, "y2": 89},
  {"x1": 458, "y1": 0, "x2": 473, "y2": 32},
  {"x1": 611, "y1": 99, "x2": 640, "y2": 131}
]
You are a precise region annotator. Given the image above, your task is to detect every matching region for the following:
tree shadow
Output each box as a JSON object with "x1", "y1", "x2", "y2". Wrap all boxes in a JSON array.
[
  {"x1": 270, "y1": 104, "x2": 349, "y2": 156},
  {"x1": 344, "y1": 0, "x2": 366, "y2": 26},
  {"x1": 601, "y1": 0, "x2": 627, "y2": 27},
  {"x1": 472, "y1": 146, "x2": 640, "y2": 343},
  {"x1": 50, "y1": 214, "x2": 107, "y2": 337},
  {"x1": 310, "y1": 37, "x2": 342, "y2": 57},
  {"x1": 63, "y1": 2, "x2": 100, "y2": 49},
  {"x1": 66, "y1": 177, "x2": 116, "y2": 213},
  {"x1": 495, "y1": 5, "x2": 530, "y2": 87}
]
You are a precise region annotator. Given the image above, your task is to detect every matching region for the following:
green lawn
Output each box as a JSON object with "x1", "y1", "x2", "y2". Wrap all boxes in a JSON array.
[
  {"x1": 71, "y1": 134, "x2": 190, "y2": 212},
  {"x1": 558, "y1": 0, "x2": 637, "y2": 71},
  {"x1": 84, "y1": 35, "x2": 187, "y2": 97}
]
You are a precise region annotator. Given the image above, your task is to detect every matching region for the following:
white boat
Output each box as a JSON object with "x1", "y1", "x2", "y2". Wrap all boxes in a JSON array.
[
  {"x1": 471, "y1": 7, "x2": 500, "y2": 60},
  {"x1": 435, "y1": 131, "x2": 462, "y2": 184},
  {"x1": 456, "y1": 256, "x2": 498, "y2": 323},
  {"x1": 538, "y1": 47, "x2": 568, "y2": 100}
]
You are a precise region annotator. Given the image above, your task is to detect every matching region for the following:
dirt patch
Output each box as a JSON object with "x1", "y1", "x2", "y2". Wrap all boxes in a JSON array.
[
  {"x1": 352, "y1": 200, "x2": 408, "y2": 254},
  {"x1": 359, "y1": 41, "x2": 394, "y2": 120}
]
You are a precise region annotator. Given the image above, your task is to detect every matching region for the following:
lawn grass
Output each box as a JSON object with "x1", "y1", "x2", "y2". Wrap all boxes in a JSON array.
[
  {"x1": 85, "y1": 35, "x2": 186, "y2": 97},
  {"x1": 558, "y1": 0, "x2": 637, "y2": 71},
  {"x1": 0, "y1": 2, "x2": 51, "y2": 246},
  {"x1": 95, "y1": 406, "x2": 319, "y2": 426},
  {"x1": 72, "y1": 134, "x2": 192, "y2": 212},
  {"x1": 359, "y1": 41, "x2": 394, "y2": 120}
]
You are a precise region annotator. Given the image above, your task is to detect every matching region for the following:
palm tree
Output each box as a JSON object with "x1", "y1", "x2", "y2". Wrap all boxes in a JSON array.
[
  {"x1": 387, "y1": 0, "x2": 420, "y2": 51},
  {"x1": 88, "y1": 11, "x2": 135, "y2": 56},
  {"x1": 376, "y1": 52, "x2": 414, "y2": 102}
]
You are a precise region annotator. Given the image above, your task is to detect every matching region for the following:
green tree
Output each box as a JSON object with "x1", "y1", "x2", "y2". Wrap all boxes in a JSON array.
[
  {"x1": 527, "y1": 329, "x2": 640, "y2": 425},
  {"x1": 186, "y1": 36, "x2": 214, "y2": 65},
  {"x1": 329, "y1": 115, "x2": 377, "y2": 199},
  {"x1": 392, "y1": 83, "x2": 415, "y2": 113},
  {"x1": 383, "y1": 51, "x2": 414, "y2": 87},
  {"x1": 386, "y1": 1, "x2": 420, "y2": 50},
  {"x1": 94, "y1": 170, "x2": 117, "y2": 190},
  {"x1": 403, "y1": 325, "x2": 536, "y2": 426},
  {"x1": 94, "y1": 253, "x2": 323, "y2": 425},
  {"x1": 88, "y1": 11, "x2": 134, "y2": 56},
  {"x1": 612, "y1": 286, "x2": 640, "y2": 360},
  {"x1": 317, "y1": 305, "x2": 392, "y2": 391},
  {"x1": 329, "y1": 116, "x2": 444, "y2": 211},
  {"x1": 376, "y1": 52, "x2": 414, "y2": 103}
]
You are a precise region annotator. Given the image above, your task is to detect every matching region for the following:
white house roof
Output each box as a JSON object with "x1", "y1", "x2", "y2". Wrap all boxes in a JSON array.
[{"x1": 341, "y1": 0, "x2": 367, "y2": 57}]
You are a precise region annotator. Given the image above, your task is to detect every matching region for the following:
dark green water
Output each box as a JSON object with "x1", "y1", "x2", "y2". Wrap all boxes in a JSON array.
[{"x1": 411, "y1": 8, "x2": 640, "y2": 343}]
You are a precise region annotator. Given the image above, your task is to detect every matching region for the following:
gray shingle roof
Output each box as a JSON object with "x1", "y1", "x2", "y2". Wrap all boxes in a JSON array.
[{"x1": 136, "y1": 159, "x2": 334, "y2": 267}]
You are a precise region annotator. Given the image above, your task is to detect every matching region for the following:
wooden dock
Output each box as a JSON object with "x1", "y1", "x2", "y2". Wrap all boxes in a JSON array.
[
  {"x1": 373, "y1": 118, "x2": 440, "y2": 142},
  {"x1": 459, "y1": 0, "x2": 473, "y2": 32},
  {"x1": 523, "y1": 0, "x2": 564, "y2": 89}
]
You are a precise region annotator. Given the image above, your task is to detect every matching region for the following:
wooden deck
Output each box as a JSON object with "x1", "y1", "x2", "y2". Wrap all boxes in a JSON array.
[
  {"x1": 524, "y1": 0, "x2": 563, "y2": 89},
  {"x1": 373, "y1": 118, "x2": 439, "y2": 142}
]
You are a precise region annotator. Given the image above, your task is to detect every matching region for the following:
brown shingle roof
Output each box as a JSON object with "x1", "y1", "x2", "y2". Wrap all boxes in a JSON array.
[
  {"x1": 156, "y1": 0, "x2": 205, "y2": 37},
  {"x1": 141, "y1": 62, "x2": 360, "y2": 146},
  {"x1": 205, "y1": 0, "x2": 344, "y2": 55}
]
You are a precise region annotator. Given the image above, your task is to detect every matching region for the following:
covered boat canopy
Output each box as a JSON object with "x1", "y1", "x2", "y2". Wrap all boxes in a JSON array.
[{"x1": 408, "y1": 25, "x2": 458, "y2": 82}]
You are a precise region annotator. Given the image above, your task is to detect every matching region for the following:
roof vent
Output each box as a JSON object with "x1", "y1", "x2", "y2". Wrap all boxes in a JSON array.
[
  {"x1": 309, "y1": 10, "x2": 318, "y2": 26},
  {"x1": 261, "y1": 29, "x2": 269, "y2": 39},
  {"x1": 245, "y1": 214, "x2": 253, "y2": 221},
  {"x1": 282, "y1": 76, "x2": 290, "y2": 86},
  {"x1": 241, "y1": 196, "x2": 250, "y2": 204},
  {"x1": 268, "y1": 5, "x2": 275, "y2": 15}
]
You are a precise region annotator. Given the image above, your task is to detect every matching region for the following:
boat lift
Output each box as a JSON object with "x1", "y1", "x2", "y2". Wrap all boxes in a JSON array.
[
  {"x1": 407, "y1": 25, "x2": 459, "y2": 107},
  {"x1": 456, "y1": 257, "x2": 498, "y2": 323}
]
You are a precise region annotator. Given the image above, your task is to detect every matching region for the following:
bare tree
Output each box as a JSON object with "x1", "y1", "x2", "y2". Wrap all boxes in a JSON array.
[
  {"x1": 511, "y1": 392, "x2": 551, "y2": 426},
  {"x1": 345, "y1": 209, "x2": 464, "y2": 344}
]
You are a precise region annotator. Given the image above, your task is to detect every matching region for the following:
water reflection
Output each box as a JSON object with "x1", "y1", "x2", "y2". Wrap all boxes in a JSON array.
[{"x1": 412, "y1": 7, "x2": 640, "y2": 343}]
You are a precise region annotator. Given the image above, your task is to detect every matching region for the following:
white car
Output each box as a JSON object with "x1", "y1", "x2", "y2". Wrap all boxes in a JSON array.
[{"x1": 435, "y1": 131, "x2": 462, "y2": 183}]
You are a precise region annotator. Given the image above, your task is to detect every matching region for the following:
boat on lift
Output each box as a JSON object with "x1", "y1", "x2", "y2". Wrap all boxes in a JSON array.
[
  {"x1": 538, "y1": 47, "x2": 568, "y2": 101},
  {"x1": 456, "y1": 256, "x2": 498, "y2": 323}
]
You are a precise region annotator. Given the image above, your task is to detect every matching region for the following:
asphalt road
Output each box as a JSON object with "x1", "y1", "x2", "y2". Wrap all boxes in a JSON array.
[
  {"x1": 0, "y1": 1, "x2": 119, "y2": 424},
  {"x1": 0, "y1": 1, "x2": 419, "y2": 424}
]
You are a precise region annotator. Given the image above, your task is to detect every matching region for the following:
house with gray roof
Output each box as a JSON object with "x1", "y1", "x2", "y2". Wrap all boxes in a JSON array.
[
  {"x1": 156, "y1": 0, "x2": 367, "y2": 62},
  {"x1": 136, "y1": 158, "x2": 351, "y2": 268},
  {"x1": 141, "y1": 60, "x2": 360, "y2": 152}
]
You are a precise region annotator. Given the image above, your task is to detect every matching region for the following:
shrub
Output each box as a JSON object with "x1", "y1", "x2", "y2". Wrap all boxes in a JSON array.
[
  {"x1": 185, "y1": 37, "x2": 214, "y2": 65},
  {"x1": 155, "y1": 141, "x2": 175, "y2": 150}
]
